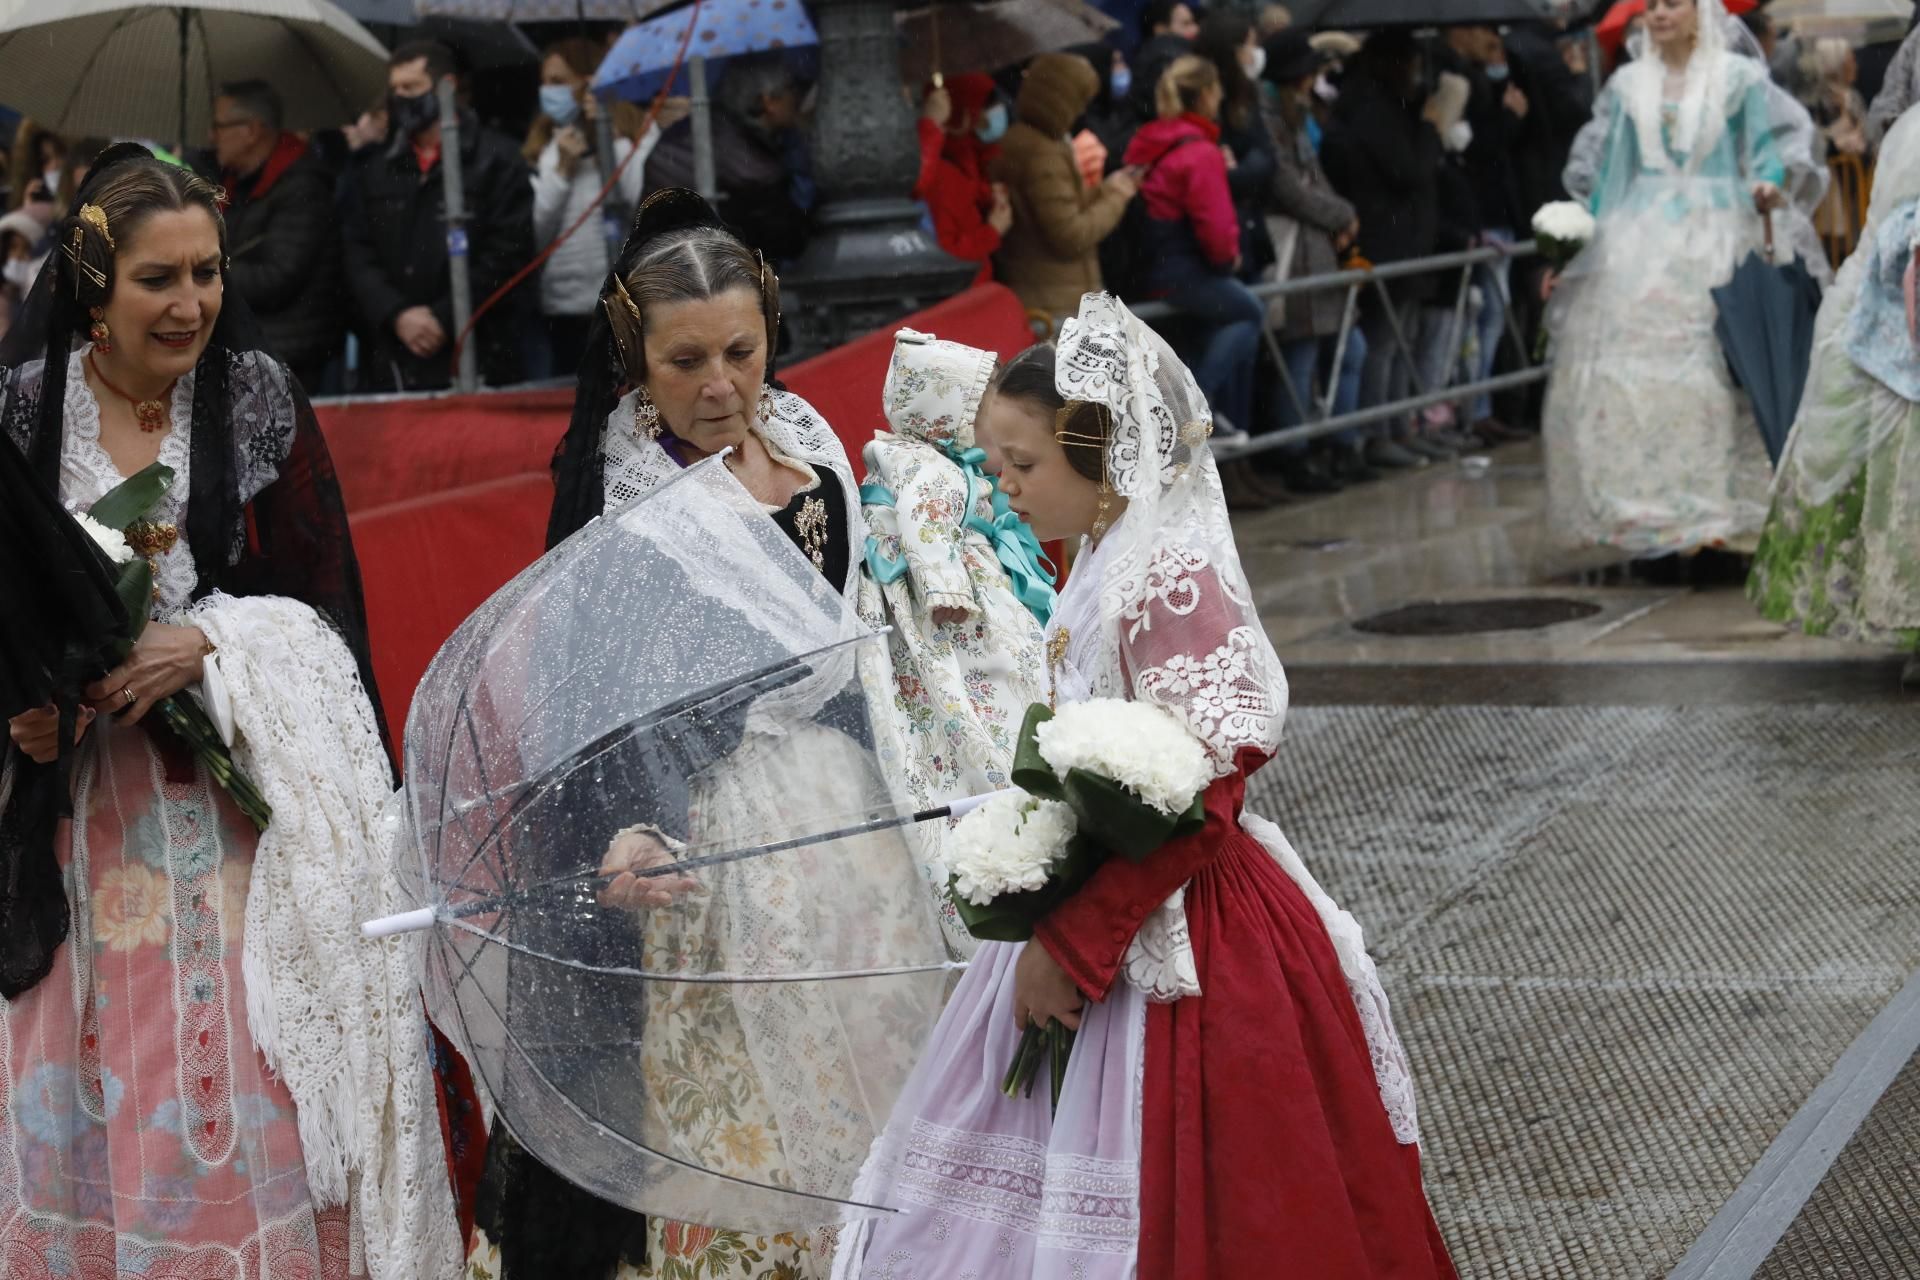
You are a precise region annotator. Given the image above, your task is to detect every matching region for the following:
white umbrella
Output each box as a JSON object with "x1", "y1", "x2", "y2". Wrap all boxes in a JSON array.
[
  {"x1": 0, "y1": 0, "x2": 391, "y2": 152},
  {"x1": 1770, "y1": 0, "x2": 1914, "y2": 32}
]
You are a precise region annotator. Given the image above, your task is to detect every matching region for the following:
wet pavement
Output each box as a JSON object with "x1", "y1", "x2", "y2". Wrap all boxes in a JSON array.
[{"x1": 1233, "y1": 441, "x2": 1920, "y2": 1279}]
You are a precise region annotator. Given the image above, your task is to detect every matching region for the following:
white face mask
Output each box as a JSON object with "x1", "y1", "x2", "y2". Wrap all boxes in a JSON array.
[
  {"x1": 3, "y1": 257, "x2": 36, "y2": 291},
  {"x1": 1444, "y1": 120, "x2": 1474, "y2": 153},
  {"x1": 1243, "y1": 45, "x2": 1267, "y2": 81},
  {"x1": 41, "y1": 167, "x2": 60, "y2": 194}
]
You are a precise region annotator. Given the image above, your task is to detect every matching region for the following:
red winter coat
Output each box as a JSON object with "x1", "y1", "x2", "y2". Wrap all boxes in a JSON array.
[
  {"x1": 916, "y1": 118, "x2": 1001, "y2": 273},
  {"x1": 1123, "y1": 114, "x2": 1239, "y2": 271}
]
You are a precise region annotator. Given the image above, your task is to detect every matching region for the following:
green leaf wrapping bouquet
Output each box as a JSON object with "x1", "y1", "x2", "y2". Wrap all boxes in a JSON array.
[
  {"x1": 69, "y1": 463, "x2": 271, "y2": 830},
  {"x1": 943, "y1": 698, "x2": 1214, "y2": 1108}
]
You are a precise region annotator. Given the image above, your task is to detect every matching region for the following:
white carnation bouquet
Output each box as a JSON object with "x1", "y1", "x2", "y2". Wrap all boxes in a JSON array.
[
  {"x1": 1532, "y1": 199, "x2": 1596, "y2": 268},
  {"x1": 1531, "y1": 200, "x2": 1597, "y2": 357},
  {"x1": 943, "y1": 697, "x2": 1214, "y2": 1108}
]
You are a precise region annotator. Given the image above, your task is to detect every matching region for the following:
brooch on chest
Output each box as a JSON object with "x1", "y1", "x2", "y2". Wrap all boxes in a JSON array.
[{"x1": 794, "y1": 496, "x2": 829, "y2": 572}]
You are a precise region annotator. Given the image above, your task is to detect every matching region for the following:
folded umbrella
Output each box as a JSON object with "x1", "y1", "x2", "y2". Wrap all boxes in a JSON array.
[
  {"x1": 897, "y1": 0, "x2": 1117, "y2": 87},
  {"x1": 1711, "y1": 217, "x2": 1824, "y2": 467}
]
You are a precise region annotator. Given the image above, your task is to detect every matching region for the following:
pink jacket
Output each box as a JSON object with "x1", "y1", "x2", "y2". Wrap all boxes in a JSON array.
[{"x1": 1123, "y1": 115, "x2": 1239, "y2": 269}]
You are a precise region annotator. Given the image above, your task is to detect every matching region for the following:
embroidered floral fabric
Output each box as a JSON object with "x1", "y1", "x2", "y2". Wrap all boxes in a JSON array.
[{"x1": 857, "y1": 332, "x2": 1048, "y2": 958}]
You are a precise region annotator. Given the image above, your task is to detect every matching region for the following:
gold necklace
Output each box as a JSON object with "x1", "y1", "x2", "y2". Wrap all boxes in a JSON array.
[{"x1": 89, "y1": 352, "x2": 174, "y2": 433}]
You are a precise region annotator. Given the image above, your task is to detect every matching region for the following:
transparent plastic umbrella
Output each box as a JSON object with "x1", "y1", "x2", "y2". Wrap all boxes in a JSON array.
[{"x1": 366, "y1": 456, "x2": 967, "y2": 1230}]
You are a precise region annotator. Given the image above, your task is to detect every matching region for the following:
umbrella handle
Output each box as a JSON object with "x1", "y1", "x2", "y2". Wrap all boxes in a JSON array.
[
  {"x1": 1763, "y1": 209, "x2": 1775, "y2": 265},
  {"x1": 361, "y1": 907, "x2": 435, "y2": 940}
]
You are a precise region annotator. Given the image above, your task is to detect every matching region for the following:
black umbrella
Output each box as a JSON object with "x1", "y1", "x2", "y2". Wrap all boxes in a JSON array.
[
  {"x1": 1285, "y1": 0, "x2": 1565, "y2": 27},
  {"x1": 1711, "y1": 217, "x2": 1823, "y2": 467}
]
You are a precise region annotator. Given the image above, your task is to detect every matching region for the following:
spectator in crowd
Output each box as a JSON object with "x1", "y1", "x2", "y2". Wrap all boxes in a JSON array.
[
  {"x1": 1144, "y1": 0, "x2": 1201, "y2": 43},
  {"x1": 645, "y1": 54, "x2": 812, "y2": 265},
  {"x1": 1868, "y1": 19, "x2": 1920, "y2": 144},
  {"x1": 1437, "y1": 26, "x2": 1534, "y2": 445},
  {"x1": 1797, "y1": 36, "x2": 1871, "y2": 157},
  {"x1": 342, "y1": 41, "x2": 534, "y2": 392},
  {"x1": 1124, "y1": 2, "x2": 1203, "y2": 131},
  {"x1": 525, "y1": 37, "x2": 666, "y2": 377},
  {"x1": 1322, "y1": 29, "x2": 1445, "y2": 469},
  {"x1": 1196, "y1": 11, "x2": 1281, "y2": 284},
  {"x1": 208, "y1": 80, "x2": 345, "y2": 393},
  {"x1": 991, "y1": 52, "x2": 1138, "y2": 322},
  {"x1": 1126, "y1": 54, "x2": 1276, "y2": 504},
  {"x1": 1741, "y1": 6, "x2": 1778, "y2": 63},
  {"x1": 1419, "y1": 72, "x2": 1484, "y2": 454},
  {"x1": 915, "y1": 73, "x2": 1014, "y2": 280},
  {"x1": 0, "y1": 208, "x2": 49, "y2": 341},
  {"x1": 8, "y1": 122, "x2": 69, "y2": 212},
  {"x1": 1064, "y1": 42, "x2": 1136, "y2": 163},
  {"x1": 1261, "y1": 29, "x2": 1373, "y2": 490}
]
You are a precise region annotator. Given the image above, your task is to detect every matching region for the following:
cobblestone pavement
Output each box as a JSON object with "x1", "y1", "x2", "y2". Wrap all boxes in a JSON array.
[{"x1": 1231, "y1": 443, "x2": 1920, "y2": 1278}]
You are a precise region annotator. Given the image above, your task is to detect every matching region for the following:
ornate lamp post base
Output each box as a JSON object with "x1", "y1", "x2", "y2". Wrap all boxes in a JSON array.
[{"x1": 783, "y1": 0, "x2": 978, "y2": 358}]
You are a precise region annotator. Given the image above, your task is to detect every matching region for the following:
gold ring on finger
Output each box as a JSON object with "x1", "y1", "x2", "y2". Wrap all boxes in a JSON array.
[{"x1": 121, "y1": 687, "x2": 136, "y2": 707}]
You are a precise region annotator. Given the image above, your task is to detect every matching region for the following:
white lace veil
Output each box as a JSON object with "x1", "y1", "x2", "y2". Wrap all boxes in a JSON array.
[
  {"x1": 1568, "y1": 0, "x2": 1828, "y2": 220},
  {"x1": 1052, "y1": 294, "x2": 1286, "y2": 778}
]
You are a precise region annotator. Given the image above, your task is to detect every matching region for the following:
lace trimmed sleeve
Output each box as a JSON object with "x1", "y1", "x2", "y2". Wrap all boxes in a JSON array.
[{"x1": 1119, "y1": 544, "x2": 1285, "y2": 777}]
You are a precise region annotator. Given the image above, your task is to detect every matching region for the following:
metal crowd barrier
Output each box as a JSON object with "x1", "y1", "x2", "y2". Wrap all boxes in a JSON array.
[{"x1": 1130, "y1": 239, "x2": 1551, "y2": 462}]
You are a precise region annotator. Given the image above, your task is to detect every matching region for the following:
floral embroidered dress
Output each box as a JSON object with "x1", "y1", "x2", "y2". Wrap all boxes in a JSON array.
[
  {"x1": 470, "y1": 388, "x2": 905, "y2": 1280},
  {"x1": 1749, "y1": 106, "x2": 1920, "y2": 650},
  {"x1": 1546, "y1": 1, "x2": 1830, "y2": 555},
  {"x1": 857, "y1": 329, "x2": 1052, "y2": 957},
  {"x1": 2, "y1": 349, "x2": 460, "y2": 1280},
  {"x1": 832, "y1": 296, "x2": 1452, "y2": 1280}
]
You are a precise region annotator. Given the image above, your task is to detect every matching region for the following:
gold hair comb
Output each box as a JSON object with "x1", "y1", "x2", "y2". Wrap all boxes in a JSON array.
[{"x1": 79, "y1": 203, "x2": 114, "y2": 250}]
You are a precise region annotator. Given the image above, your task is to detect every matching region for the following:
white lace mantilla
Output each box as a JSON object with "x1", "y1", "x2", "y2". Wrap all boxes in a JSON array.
[
  {"x1": 602, "y1": 387, "x2": 862, "y2": 598},
  {"x1": 192, "y1": 592, "x2": 463, "y2": 1279},
  {"x1": 53, "y1": 346, "x2": 300, "y2": 613},
  {"x1": 60, "y1": 347, "x2": 198, "y2": 616}
]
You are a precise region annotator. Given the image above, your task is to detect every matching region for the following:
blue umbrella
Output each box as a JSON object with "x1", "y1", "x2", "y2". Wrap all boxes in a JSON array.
[
  {"x1": 1711, "y1": 222, "x2": 1823, "y2": 467},
  {"x1": 592, "y1": 0, "x2": 819, "y2": 101}
]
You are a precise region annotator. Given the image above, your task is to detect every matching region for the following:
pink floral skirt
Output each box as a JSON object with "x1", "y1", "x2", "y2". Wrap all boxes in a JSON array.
[{"x1": 1, "y1": 720, "x2": 357, "y2": 1280}]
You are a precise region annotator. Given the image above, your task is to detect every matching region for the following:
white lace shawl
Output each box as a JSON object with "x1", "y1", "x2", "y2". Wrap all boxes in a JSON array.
[
  {"x1": 193, "y1": 591, "x2": 463, "y2": 1280},
  {"x1": 1048, "y1": 293, "x2": 1419, "y2": 1145},
  {"x1": 601, "y1": 386, "x2": 864, "y2": 600}
]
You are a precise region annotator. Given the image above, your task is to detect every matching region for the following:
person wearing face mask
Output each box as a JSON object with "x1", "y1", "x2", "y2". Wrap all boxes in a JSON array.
[
  {"x1": 0, "y1": 210, "x2": 48, "y2": 340},
  {"x1": 525, "y1": 38, "x2": 671, "y2": 377},
  {"x1": 914, "y1": 73, "x2": 1015, "y2": 279},
  {"x1": 341, "y1": 40, "x2": 534, "y2": 392},
  {"x1": 7, "y1": 122, "x2": 70, "y2": 215}
]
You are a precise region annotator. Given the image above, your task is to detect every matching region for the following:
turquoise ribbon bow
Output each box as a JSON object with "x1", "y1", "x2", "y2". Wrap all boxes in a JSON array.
[
  {"x1": 860, "y1": 445, "x2": 1058, "y2": 625},
  {"x1": 944, "y1": 442, "x2": 1058, "y2": 626}
]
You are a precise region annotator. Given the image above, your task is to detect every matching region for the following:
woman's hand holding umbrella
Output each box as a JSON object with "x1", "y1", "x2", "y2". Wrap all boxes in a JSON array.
[
  {"x1": 8, "y1": 705, "x2": 97, "y2": 765},
  {"x1": 598, "y1": 827, "x2": 704, "y2": 911},
  {"x1": 1752, "y1": 181, "x2": 1786, "y2": 215}
]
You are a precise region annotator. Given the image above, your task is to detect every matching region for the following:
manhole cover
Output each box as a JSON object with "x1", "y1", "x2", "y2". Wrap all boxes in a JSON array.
[{"x1": 1353, "y1": 597, "x2": 1604, "y2": 637}]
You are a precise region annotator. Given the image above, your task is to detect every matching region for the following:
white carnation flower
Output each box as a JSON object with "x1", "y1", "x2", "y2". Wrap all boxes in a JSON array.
[
  {"x1": 1034, "y1": 698, "x2": 1214, "y2": 815},
  {"x1": 946, "y1": 790, "x2": 1076, "y2": 906},
  {"x1": 1531, "y1": 200, "x2": 1596, "y2": 243},
  {"x1": 73, "y1": 511, "x2": 135, "y2": 565}
]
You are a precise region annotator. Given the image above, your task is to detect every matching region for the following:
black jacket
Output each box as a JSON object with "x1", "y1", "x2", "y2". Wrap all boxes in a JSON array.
[
  {"x1": 341, "y1": 115, "x2": 534, "y2": 392},
  {"x1": 1435, "y1": 48, "x2": 1523, "y2": 233},
  {"x1": 219, "y1": 139, "x2": 344, "y2": 379},
  {"x1": 1321, "y1": 68, "x2": 1442, "y2": 301},
  {"x1": 644, "y1": 111, "x2": 809, "y2": 264}
]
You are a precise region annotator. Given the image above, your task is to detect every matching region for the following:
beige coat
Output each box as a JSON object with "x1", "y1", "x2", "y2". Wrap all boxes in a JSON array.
[{"x1": 990, "y1": 53, "x2": 1132, "y2": 318}]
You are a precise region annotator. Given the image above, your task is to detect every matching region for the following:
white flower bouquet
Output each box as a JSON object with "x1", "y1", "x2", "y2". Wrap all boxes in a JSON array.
[
  {"x1": 67, "y1": 463, "x2": 270, "y2": 829},
  {"x1": 943, "y1": 697, "x2": 1214, "y2": 1108},
  {"x1": 1531, "y1": 200, "x2": 1597, "y2": 359},
  {"x1": 1531, "y1": 200, "x2": 1596, "y2": 270}
]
